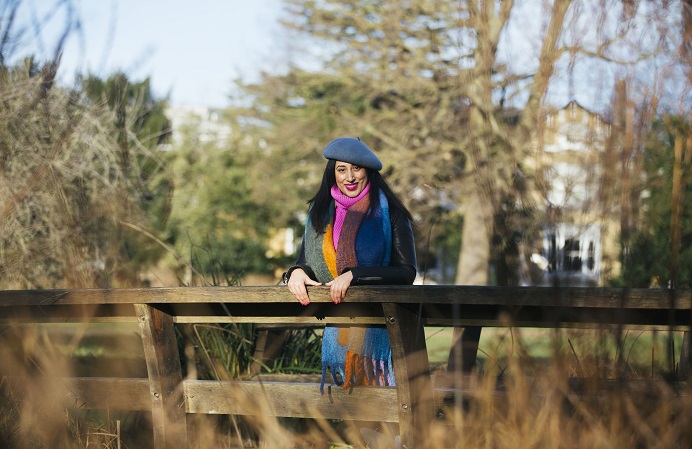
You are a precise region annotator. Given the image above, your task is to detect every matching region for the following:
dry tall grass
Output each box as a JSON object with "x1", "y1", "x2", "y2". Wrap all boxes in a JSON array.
[{"x1": 2, "y1": 322, "x2": 690, "y2": 449}]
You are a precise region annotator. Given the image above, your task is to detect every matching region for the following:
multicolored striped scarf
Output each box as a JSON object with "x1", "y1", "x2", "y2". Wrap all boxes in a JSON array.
[{"x1": 304, "y1": 187, "x2": 395, "y2": 393}]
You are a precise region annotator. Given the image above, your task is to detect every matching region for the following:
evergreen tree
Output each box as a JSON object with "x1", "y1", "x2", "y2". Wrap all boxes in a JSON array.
[
  {"x1": 82, "y1": 72, "x2": 173, "y2": 284},
  {"x1": 621, "y1": 118, "x2": 692, "y2": 288}
]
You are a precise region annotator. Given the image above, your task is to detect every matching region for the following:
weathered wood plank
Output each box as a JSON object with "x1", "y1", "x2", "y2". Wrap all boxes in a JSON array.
[
  {"x1": 136, "y1": 304, "x2": 188, "y2": 449},
  {"x1": 55, "y1": 375, "x2": 691, "y2": 413},
  {"x1": 2, "y1": 287, "x2": 690, "y2": 331},
  {"x1": 64, "y1": 377, "x2": 152, "y2": 410},
  {"x1": 184, "y1": 380, "x2": 400, "y2": 422},
  {"x1": 59, "y1": 377, "x2": 399, "y2": 421},
  {"x1": 58, "y1": 377, "x2": 398, "y2": 421},
  {"x1": 3, "y1": 307, "x2": 689, "y2": 331},
  {"x1": 2, "y1": 317, "x2": 686, "y2": 330},
  {"x1": 1, "y1": 286, "x2": 690, "y2": 309},
  {"x1": 174, "y1": 316, "x2": 386, "y2": 325}
]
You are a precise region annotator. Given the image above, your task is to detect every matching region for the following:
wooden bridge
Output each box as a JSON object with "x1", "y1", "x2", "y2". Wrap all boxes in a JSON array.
[{"x1": 0, "y1": 285, "x2": 690, "y2": 448}]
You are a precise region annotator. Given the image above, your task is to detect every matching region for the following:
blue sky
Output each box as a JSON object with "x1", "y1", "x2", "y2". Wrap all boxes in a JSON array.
[{"x1": 16, "y1": 0, "x2": 284, "y2": 108}]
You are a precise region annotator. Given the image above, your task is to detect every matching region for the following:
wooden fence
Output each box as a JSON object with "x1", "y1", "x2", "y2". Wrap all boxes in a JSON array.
[{"x1": 1, "y1": 285, "x2": 691, "y2": 449}]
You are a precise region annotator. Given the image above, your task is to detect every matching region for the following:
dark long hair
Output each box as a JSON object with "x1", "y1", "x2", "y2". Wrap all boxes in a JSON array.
[{"x1": 307, "y1": 160, "x2": 413, "y2": 233}]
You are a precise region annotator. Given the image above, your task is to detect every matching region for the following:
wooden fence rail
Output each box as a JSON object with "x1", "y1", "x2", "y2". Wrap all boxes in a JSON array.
[{"x1": 1, "y1": 285, "x2": 691, "y2": 449}]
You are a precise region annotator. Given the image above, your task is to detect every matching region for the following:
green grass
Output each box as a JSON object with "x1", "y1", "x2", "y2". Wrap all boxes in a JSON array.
[
  {"x1": 424, "y1": 327, "x2": 687, "y2": 378},
  {"x1": 425, "y1": 327, "x2": 454, "y2": 367}
]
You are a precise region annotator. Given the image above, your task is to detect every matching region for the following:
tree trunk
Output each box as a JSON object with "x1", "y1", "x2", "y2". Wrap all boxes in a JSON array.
[
  {"x1": 455, "y1": 186, "x2": 492, "y2": 286},
  {"x1": 448, "y1": 184, "x2": 493, "y2": 377}
]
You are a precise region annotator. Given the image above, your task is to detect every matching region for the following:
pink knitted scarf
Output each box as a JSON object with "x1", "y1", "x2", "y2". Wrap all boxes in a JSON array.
[{"x1": 330, "y1": 183, "x2": 371, "y2": 249}]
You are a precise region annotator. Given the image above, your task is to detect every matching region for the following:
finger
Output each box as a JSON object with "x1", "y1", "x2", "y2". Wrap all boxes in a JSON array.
[
  {"x1": 330, "y1": 284, "x2": 342, "y2": 304},
  {"x1": 289, "y1": 285, "x2": 310, "y2": 306},
  {"x1": 299, "y1": 287, "x2": 310, "y2": 306}
]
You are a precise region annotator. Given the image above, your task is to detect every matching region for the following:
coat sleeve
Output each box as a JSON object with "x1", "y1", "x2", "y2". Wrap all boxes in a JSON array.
[
  {"x1": 346, "y1": 208, "x2": 417, "y2": 285},
  {"x1": 281, "y1": 238, "x2": 319, "y2": 284}
]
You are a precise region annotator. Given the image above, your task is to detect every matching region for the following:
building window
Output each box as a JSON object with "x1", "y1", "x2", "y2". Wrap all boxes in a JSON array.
[
  {"x1": 540, "y1": 223, "x2": 601, "y2": 285},
  {"x1": 548, "y1": 233, "x2": 557, "y2": 272},
  {"x1": 587, "y1": 241, "x2": 595, "y2": 271},
  {"x1": 563, "y1": 238, "x2": 582, "y2": 271}
]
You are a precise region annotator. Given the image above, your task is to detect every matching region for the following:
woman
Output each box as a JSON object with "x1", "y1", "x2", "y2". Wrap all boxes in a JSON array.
[{"x1": 284, "y1": 137, "x2": 417, "y2": 394}]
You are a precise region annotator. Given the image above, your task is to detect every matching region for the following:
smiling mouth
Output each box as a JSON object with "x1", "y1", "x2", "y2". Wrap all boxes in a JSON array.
[{"x1": 345, "y1": 183, "x2": 358, "y2": 191}]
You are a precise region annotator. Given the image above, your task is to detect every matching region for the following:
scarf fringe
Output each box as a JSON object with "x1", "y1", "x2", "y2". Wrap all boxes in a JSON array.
[{"x1": 320, "y1": 326, "x2": 396, "y2": 394}]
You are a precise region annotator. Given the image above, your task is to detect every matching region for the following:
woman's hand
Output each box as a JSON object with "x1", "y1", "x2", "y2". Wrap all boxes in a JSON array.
[
  {"x1": 287, "y1": 268, "x2": 322, "y2": 306},
  {"x1": 325, "y1": 271, "x2": 353, "y2": 304}
]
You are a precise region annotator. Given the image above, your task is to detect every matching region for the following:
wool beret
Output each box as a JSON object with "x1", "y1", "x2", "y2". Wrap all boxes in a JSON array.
[{"x1": 322, "y1": 137, "x2": 382, "y2": 171}]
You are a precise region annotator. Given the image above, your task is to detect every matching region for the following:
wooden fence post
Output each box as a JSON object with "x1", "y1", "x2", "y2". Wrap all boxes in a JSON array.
[
  {"x1": 135, "y1": 304, "x2": 188, "y2": 449},
  {"x1": 383, "y1": 302, "x2": 434, "y2": 449}
]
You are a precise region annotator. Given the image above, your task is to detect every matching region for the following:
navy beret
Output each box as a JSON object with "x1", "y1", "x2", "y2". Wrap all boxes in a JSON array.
[{"x1": 322, "y1": 137, "x2": 382, "y2": 171}]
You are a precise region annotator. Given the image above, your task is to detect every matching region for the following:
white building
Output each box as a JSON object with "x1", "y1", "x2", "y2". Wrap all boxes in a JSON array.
[
  {"x1": 533, "y1": 100, "x2": 615, "y2": 286},
  {"x1": 165, "y1": 105, "x2": 232, "y2": 147}
]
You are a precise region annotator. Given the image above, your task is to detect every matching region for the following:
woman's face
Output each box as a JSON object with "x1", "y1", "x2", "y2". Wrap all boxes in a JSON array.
[{"x1": 334, "y1": 160, "x2": 369, "y2": 198}]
